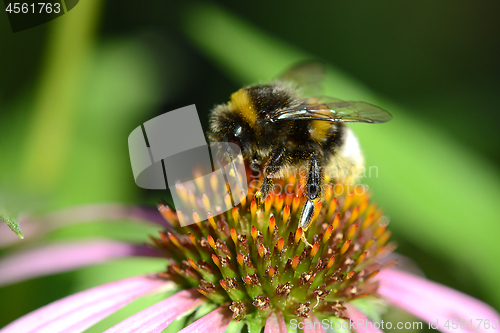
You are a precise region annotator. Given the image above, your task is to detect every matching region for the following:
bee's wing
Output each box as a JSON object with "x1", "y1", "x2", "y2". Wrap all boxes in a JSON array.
[
  {"x1": 270, "y1": 99, "x2": 392, "y2": 124},
  {"x1": 278, "y1": 61, "x2": 326, "y2": 96}
]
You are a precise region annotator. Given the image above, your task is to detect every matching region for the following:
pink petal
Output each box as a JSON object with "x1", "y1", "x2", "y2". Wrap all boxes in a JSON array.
[
  {"x1": 178, "y1": 306, "x2": 232, "y2": 333},
  {"x1": 0, "y1": 204, "x2": 172, "y2": 248},
  {"x1": 104, "y1": 288, "x2": 204, "y2": 333},
  {"x1": 344, "y1": 304, "x2": 384, "y2": 333},
  {"x1": 265, "y1": 311, "x2": 288, "y2": 333},
  {"x1": 377, "y1": 268, "x2": 500, "y2": 333},
  {"x1": 0, "y1": 275, "x2": 172, "y2": 333},
  {"x1": 0, "y1": 240, "x2": 162, "y2": 287},
  {"x1": 303, "y1": 314, "x2": 326, "y2": 333}
]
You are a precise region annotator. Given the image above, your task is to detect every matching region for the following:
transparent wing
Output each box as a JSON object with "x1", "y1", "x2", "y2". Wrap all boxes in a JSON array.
[
  {"x1": 270, "y1": 99, "x2": 392, "y2": 124},
  {"x1": 278, "y1": 61, "x2": 326, "y2": 96}
]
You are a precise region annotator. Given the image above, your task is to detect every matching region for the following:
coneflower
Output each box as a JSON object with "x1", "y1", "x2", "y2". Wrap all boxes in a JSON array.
[
  {"x1": 0, "y1": 174, "x2": 498, "y2": 333},
  {"x1": 153, "y1": 172, "x2": 394, "y2": 330}
]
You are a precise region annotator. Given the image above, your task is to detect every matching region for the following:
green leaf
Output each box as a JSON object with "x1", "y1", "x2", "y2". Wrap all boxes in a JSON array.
[
  {"x1": 182, "y1": 3, "x2": 500, "y2": 307},
  {"x1": 1, "y1": 210, "x2": 23, "y2": 239}
]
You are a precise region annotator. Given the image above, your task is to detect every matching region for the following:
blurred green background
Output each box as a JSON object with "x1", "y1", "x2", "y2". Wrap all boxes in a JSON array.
[{"x1": 1, "y1": 0, "x2": 500, "y2": 329}]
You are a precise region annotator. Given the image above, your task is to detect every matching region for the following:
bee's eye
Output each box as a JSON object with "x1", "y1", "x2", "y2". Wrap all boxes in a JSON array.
[{"x1": 233, "y1": 125, "x2": 242, "y2": 137}]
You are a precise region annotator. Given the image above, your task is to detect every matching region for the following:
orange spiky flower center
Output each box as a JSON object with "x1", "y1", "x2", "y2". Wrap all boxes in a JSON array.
[{"x1": 152, "y1": 174, "x2": 395, "y2": 328}]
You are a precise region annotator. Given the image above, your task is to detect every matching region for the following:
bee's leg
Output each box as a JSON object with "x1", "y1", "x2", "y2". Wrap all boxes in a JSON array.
[
  {"x1": 256, "y1": 177, "x2": 273, "y2": 206},
  {"x1": 255, "y1": 147, "x2": 286, "y2": 205},
  {"x1": 299, "y1": 154, "x2": 322, "y2": 247}
]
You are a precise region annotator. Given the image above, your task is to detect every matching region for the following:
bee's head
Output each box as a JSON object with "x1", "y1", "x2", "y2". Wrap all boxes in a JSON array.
[
  {"x1": 208, "y1": 102, "x2": 254, "y2": 158},
  {"x1": 208, "y1": 84, "x2": 295, "y2": 165}
]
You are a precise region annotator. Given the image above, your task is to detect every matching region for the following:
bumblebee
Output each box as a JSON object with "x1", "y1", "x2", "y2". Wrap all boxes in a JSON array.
[{"x1": 207, "y1": 62, "x2": 391, "y2": 242}]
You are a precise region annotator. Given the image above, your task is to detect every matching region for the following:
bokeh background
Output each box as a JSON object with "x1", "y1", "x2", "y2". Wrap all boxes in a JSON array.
[{"x1": 1, "y1": 0, "x2": 499, "y2": 330}]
